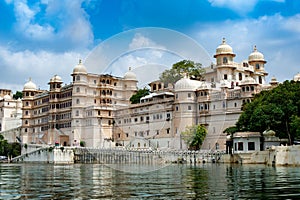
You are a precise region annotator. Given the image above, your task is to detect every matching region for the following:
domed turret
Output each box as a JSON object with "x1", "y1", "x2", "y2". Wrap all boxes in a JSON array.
[
  {"x1": 293, "y1": 73, "x2": 300, "y2": 81},
  {"x1": 49, "y1": 75, "x2": 63, "y2": 83},
  {"x1": 214, "y1": 38, "x2": 236, "y2": 58},
  {"x1": 73, "y1": 59, "x2": 87, "y2": 74},
  {"x1": 248, "y1": 46, "x2": 266, "y2": 63},
  {"x1": 23, "y1": 78, "x2": 37, "y2": 91},
  {"x1": 3, "y1": 94, "x2": 12, "y2": 100},
  {"x1": 175, "y1": 77, "x2": 202, "y2": 91},
  {"x1": 124, "y1": 67, "x2": 137, "y2": 81},
  {"x1": 263, "y1": 130, "x2": 276, "y2": 137},
  {"x1": 269, "y1": 76, "x2": 279, "y2": 86}
]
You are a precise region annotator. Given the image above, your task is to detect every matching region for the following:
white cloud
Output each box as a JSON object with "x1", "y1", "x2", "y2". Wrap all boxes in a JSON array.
[
  {"x1": 283, "y1": 14, "x2": 300, "y2": 33},
  {"x1": 208, "y1": 0, "x2": 258, "y2": 14},
  {"x1": 0, "y1": 45, "x2": 88, "y2": 92},
  {"x1": 129, "y1": 33, "x2": 165, "y2": 50},
  {"x1": 208, "y1": 0, "x2": 285, "y2": 15},
  {"x1": 13, "y1": 0, "x2": 55, "y2": 40},
  {"x1": 7, "y1": 0, "x2": 94, "y2": 50},
  {"x1": 192, "y1": 14, "x2": 300, "y2": 82}
]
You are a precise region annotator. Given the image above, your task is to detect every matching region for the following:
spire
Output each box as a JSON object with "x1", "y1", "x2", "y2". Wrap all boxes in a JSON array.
[
  {"x1": 253, "y1": 45, "x2": 257, "y2": 52},
  {"x1": 222, "y1": 37, "x2": 226, "y2": 44}
]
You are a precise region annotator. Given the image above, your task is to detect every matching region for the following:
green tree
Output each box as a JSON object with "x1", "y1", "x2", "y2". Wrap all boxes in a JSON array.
[
  {"x1": 223, "y1": 126, "x2": 239, "y2": 137},
  {"x1": 13, "y1": 91, "x2": 23, "y2": 99},
  {"x1": 0, "y1": 134, "x2": 21, "y2": 157},
  {"x1": 236, "y1": 80, "x2": 300, "y2": 144},
  {"x1": 159, "y1": 68, "x2": 182, "y2": 86},
  {"x1": 181, "y1": 125, "x2": 207, "y2": 150},
  {"x1": 129, "y1": 88, "x2": 150, "y2": 104},
  {"x1": 0, "y1": 134, "x2": 8, "y2": 156},
  {"x1": 159, "y1": 60, "x2": 204, "y2": 86}
]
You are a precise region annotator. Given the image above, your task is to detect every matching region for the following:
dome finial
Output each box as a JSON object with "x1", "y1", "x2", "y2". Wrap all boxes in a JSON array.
[
  {"x1": 253, "y1": 45, "x2": 257, "y2": 52},
  {"x1": 129, "y1": 67, "x2": 132, "y2": 71},
  {"x1": 79, "y1": 59, "x2": 82, "y2": 64},
  {"x1": 222, "y1": 37, "x2": 226, "y2": 44}
]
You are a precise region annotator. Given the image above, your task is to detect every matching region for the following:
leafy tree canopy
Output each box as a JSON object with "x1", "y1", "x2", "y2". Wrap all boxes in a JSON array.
[
  {"x1": 223, "y1": 126, "x2": 239, "y2": 137},
  {"x1": 236, "y1": 80, "x2": 300, "y2": 144},
  {"x1": 0, "y1": 134, "x2": 21, "y2": 157},
  {"x1": 129, "y1": 88, "x2": 150, "y2": 104},
  {"x1": 13, "y1": 91, "x2": 23, "y2": 100},
  {"x1": 159, "y1": 60, "x2": 204, "y2": 86},
  {"x1": 181, "y1": 124, "x2": 207, "y2": 150}
]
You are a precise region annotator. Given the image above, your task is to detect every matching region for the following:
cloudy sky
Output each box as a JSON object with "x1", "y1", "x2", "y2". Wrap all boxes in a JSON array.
[{"x1": 0, "y1": 0, "x2": 299, "y2": 91}]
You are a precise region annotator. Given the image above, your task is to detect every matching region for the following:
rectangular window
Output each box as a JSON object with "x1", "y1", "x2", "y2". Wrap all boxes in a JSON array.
[
  {"x1": 248, "y1": 142, "x2": 255, "y2": 151},
  {"x1": 188, "y1": 105, "x2": 192, "y2": 110},
  {"x1": 238, "y1": 142, "x2": 243, "y2": 151},
  {"x1": 167, "y1": 128, "x2": 170, "y2": 134}
]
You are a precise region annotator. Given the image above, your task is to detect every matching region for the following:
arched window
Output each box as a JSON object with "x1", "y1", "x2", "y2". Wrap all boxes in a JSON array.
[
  {"x1": 153, "y1": 84, "x2": 157, "y2": 91},
  {"x1": 223, "y1": 57, "x2": 228, "y2": 64},
  {"x1": 256, "y1": 64, "x2": 260, "y2": 70},
  {"x1": 239, "y1": 73, "x2": 242, "y2": 81},
  {"x1": 76, "y1": 75, "x2": 80, "y2": 81},
  {"x1": 76, "y1": 87, "x2": 80, "y2": 93},
  {"x1": 259, "y1": 76, "x2": 262, "y2": 84}
]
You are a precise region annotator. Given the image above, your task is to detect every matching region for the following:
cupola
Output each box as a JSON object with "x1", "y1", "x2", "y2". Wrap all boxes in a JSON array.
[{"x1": 73, "y1": 59, "x2": 87, "y2": 74}]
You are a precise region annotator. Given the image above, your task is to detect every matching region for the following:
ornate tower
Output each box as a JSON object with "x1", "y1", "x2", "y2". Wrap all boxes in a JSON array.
[
  {"x1": 248, "y1": 46, "x2": 267, "y2": 84},
  {"x1": 21, "y1": 78, "x2": 37, "y2": 144},
  {"x1": 214, "y1": 38, "x2": 236, "y2": 83}
]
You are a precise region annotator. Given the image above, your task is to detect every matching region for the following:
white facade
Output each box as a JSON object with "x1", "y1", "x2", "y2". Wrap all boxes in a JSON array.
[
  {"x1": 0, "y1": 89, "x2": 22, "y2": 135},
  {"x1": 19, "y1": 39, "x2": 279, "y2": 151},
  {"x1": 232, "y1": 132, "x2": 261, "y2": 153},
  {"x1": 21, "y1": 61, "x2": 137, "y2": 148}
]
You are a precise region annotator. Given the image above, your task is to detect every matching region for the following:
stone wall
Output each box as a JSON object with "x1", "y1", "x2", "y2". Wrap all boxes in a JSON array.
[
  {"x1": 220, "y1": 145, "x2": 300, "y2": 166},
  {"x1": 12, "y1": 147, "x2": 74, "y2": 164}
]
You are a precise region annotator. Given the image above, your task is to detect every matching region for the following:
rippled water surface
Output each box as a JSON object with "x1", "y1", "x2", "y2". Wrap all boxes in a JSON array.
[{"x1": 1, "y1": 163, "x2": 300, "y2": 199}]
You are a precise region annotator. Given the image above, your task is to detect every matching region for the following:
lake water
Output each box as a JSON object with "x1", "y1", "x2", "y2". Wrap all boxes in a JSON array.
[{"x1": 1, "y1": 163, "x2": 300, "y2": 199}]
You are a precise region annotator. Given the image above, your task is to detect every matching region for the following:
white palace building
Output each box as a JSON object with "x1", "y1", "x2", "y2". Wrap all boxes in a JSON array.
[{"x1": 18, "y1": 39, "x2": 283, "y2": 151}]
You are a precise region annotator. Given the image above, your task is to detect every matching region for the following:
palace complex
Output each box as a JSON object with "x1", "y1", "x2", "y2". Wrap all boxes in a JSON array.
[{"x1": 3, "y1": 39, "x2": 293, "y2": 151}]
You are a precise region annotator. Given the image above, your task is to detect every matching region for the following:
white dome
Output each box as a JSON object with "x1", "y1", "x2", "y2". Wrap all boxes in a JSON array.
[
  {"x1": 23, "y1": 78, "x2": 37, "y2": 91},
  {"x1": 73, "y1": 59, "x2": 87, "y2": 74},
  {"x1": 3, "y1": 94, "x2": 12, "y2": 100},
  {"x1": 269, "y1": 76, "x2": 279, "y2": 85},
  {"x1": 175, "y1": 77, "x2": 202, "y2": 91},
  {"x1": 293, "y1": 73, "x2": 300, "y2": 81},
  {"x1": 248, "y1": 46, "x2": 266, "y2": 63},
  {"x1": 50, "y1": 75, "x2": 62, "y2": 83},
  {"x1": 124, "y1": 67, "x2": 137, "y2": 80},
  {"x1": 214, "y1": 38, "x2": 235, "y2": 56}
]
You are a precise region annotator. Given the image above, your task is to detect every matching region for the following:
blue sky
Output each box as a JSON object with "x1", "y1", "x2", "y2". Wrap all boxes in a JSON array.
[{"x1": 0, "y1": 0, "x2": 299, "y2": 91}]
